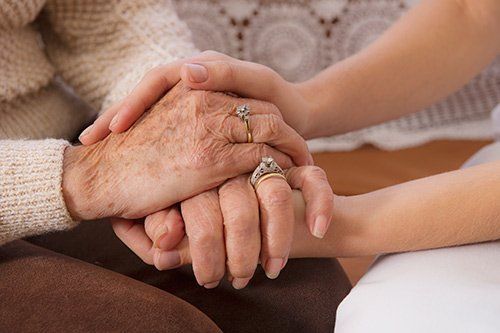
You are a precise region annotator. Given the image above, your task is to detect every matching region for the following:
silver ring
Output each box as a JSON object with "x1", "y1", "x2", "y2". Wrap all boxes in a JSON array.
[{"x1": 250, "y1": 156, "x2": 285, "y2": 187}]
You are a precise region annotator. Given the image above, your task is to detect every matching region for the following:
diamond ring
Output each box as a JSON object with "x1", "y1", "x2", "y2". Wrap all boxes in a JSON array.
[
  {"x1": 235, "y1": 104, "x2": 253, "y2": 143},
  {"x1": 250, "y1": 156, "x2": 286, "y2": 189}
]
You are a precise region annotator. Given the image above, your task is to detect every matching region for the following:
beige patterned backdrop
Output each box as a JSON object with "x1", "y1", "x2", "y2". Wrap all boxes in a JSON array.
[{"x1": 173, "y1": 0, "x2": 500, "y2": 151}]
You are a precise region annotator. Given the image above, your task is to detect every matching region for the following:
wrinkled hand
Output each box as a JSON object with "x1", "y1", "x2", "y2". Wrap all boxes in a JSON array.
[
  {"x1": 79, "y1": 51, "x2": 314, "y2": 144},
  {"x1": 63, "y1": 82, "x2": 312, "y2": 221},
  {"x1": 112, "y1": 166, "x2": 334, "y2": 289}
]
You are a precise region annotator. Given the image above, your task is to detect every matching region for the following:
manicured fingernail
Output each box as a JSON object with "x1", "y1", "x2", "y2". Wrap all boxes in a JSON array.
[
  {"x1": 78, "y1": 125, "x2": 93, "y2": 141},
  {"x1": 232, "y1": 277, "x2": 251, "y2": 290},
  {"x1": 154, "y1": 250, "x2": 180, "y2": 270},
  {"x1": 312, "y1": 215, "x2": 329, "y2": 239},
  {"x1": 186, "y1": 63, "x2": 208, "y2": 83},
  {"x1": 109, "y1": 114, "x2": 119, "y2": 131},
  {"x1": 265, "y1": 258, "x2": 284, "y2": 279},
  {"x1": 204, "y1": 281, "x2": 220, "y2": 289}
]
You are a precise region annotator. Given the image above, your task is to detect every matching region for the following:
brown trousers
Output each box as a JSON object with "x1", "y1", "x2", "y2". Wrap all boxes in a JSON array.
[
  {"x1": 1, "y1": 221, "x2": 351, "y2": 332},
  {"x1": 1, "y1": 140, "x2": 487, "y2": 332}
]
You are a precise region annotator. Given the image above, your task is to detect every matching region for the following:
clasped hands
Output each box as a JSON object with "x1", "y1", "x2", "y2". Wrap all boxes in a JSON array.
[{"x1": 67, "y1": 51, "x2": 334, "y2": 290}]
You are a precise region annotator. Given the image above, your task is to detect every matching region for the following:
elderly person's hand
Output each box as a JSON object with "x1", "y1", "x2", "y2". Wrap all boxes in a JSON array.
[
  {"x1": 62, "y1": 82, "x2": 312, "y2": 222},
  {"x1": 79, "y1": 51, "x2": 314, "y2": 141},
  {"x1": 112, "y1": 166, "x2": 334, "y2": 289},
  {"x1": 77, "y1": 56, "x2": 332, "y2": 287}
]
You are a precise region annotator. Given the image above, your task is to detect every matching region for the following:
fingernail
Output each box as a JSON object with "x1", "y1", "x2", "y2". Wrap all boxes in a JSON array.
[
  {"x1": 204, "y1": 281, "x2": 220, "y2": 289},
  {"x1": 265, "y1": 258, "x2": 284, "y2": 279},
  {"x1": 154, "y1": 250, "x2": 181, "y2": 270},
  {"x1": 186, "y1": 63, "x2": 208, "y2": 83},
  {"x1": 312, "y1": 215, "x2": 329, "y2": 239},
  {"x1": 109, "y1": 114, "x2": 119, "y2": 131},
  {"x1": 232, "y1": 277, "x2": 251, "y2": 290},
  {"x1": 78, "y1": 124, "x2": 93, "y2": 141}
]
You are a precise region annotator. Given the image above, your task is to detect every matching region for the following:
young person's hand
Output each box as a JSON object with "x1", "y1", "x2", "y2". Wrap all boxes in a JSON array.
[{"x1": 79, "y1": 51, "x2": 317, "y2": 145}]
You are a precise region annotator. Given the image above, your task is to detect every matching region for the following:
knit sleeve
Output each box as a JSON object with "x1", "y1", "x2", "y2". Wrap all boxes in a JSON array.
[
  {"x1": 0, "y1": 140, "x2": 78, "y2": 245},
  {"x1": 39, "y1": 0, "x2": 198, "y2": 114}
]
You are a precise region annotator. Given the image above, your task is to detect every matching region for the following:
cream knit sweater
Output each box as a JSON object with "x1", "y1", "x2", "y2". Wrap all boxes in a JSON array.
[{"x1": 0, "y1": 0, "x2": 197, "y2": 245}]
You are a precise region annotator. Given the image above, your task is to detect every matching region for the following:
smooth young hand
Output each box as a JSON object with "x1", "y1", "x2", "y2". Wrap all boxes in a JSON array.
[{"x1": 79, "y1": 51, "x2": 314, "y2": 144}]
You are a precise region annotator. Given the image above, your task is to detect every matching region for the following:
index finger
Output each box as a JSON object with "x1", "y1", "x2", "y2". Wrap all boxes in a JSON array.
[
  {"x1": 110, "y1": 60, "x2": 186, "y2": 133},
  {"x1": 110, "y1": 51, "x2": 231, "y2": 133}
]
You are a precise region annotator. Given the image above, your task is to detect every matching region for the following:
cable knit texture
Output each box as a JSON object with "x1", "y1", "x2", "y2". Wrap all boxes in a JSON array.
[{"x1": 0, "y1": 0, "x2": 197, "y2": 245}]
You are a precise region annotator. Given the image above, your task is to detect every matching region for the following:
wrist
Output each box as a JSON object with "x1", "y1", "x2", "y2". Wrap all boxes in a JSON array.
[
  {"x1": 292, "y1": 81, "x2": 323, "y2": 139},
  {"x1": 290, "y1": 193, "x2": 379, "y2": 259},
  {"x1": 295, "y1": 63, "x2": 357, "y2": 138},
  {"x1": 62, "y1": 145, "x2": 104, "y2": 221},
  {"x1": 294, "y1": 79, "x2": 346, "y2": 139}
]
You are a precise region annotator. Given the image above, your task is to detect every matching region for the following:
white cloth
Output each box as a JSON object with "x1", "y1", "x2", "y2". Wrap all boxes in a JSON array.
[{"x1": 335, "y1": 106, "x2": 500, "y2": 332}]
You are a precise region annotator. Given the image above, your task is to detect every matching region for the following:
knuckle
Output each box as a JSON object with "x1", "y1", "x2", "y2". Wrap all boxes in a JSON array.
[
  {"x1": 200, "y1": 50, "x2": 221, "y2": 58},
  {"x1": 257, "y1": 66, "x2": 281, "y2": 95},
  {"x1": 189, "y1": 223, "x2": 218, "y2": 247},
  {"x1": 219, "y1": 181, "x2": 247, "y2": 202},
  {"x1": 263, "y1": 101, "x2": 282, "y2": 118},
  {"x1": 144, "y1": 211, "x2": 164, "y2": 229},
  {"x1": 219, "y1": 61, "x2": 235, "y2": 81},
  {"x1": 263, "y1": 186, "x2": 292, "y2": 207},
  {"x1": 305, "y1": 166, "x2": 328, "y2": 181},
  {"x1": 264, "y1": 114, "x2": 282, "y2": 138}
]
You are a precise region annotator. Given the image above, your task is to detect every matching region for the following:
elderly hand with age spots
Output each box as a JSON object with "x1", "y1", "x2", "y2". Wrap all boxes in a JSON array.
[
  {"x1": 111, "y1": 165, "x2": 334, "y2": 289},
  {"x1": 79, "y1": 71, "x2": 334, "y2": 289},
  {"x1": 64, "y1": 81, "x2": 312, "y2": 221}
]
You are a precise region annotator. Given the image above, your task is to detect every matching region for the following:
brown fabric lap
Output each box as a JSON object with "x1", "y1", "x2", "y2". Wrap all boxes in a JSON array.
[{"x1": 0, "y1": 240, "x2": 221, "y2": 333}]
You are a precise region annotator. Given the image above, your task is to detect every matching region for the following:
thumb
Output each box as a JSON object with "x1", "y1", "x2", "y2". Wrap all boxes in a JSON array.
[
  {"x1": 180, "y1": 60, "x2": 282, "y2": 101},
  {"x1": 153, "y1": 237, "x2": 192, "y2": 270}
]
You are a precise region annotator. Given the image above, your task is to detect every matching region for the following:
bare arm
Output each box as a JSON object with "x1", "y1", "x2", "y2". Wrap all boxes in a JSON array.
[
  {"x1": 291, "y1": 160, "x2": 500, "y2": 258},
  {"x1": 301, "y1": 0, "x2": 500, "y2": 137}
]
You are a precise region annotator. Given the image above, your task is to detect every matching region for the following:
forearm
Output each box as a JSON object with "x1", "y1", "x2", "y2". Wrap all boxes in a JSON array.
[
  {"x1": 300, "y1": 0, "x2": 500, "y2": 138},
  {"x1": 291, "y1": 160, "x2": 500, "y2": 258}
]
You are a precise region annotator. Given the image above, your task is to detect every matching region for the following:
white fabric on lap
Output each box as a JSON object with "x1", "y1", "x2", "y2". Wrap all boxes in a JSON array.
[
  {"x1": 335, "y1": 108, "x2": 500, "y2": 332},
  {"x1": 335, "y1": 242, "x2": 500, "y2": 333}
]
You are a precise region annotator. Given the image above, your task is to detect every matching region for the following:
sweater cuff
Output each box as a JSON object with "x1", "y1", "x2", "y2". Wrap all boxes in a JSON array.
[{"x1": 0, "y1": 139, "x2": 78, "y2": 245}]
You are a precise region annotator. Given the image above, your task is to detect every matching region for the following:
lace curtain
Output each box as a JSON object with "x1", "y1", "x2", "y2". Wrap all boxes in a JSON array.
[{"x1": 174, "y1": 0, "x2": 500, "y2": 151}]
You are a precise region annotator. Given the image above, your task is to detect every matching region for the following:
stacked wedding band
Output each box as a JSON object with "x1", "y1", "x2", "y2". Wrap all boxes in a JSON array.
[{"x1": 250, "y1": 156, "x2": 286, "y2": 190}]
